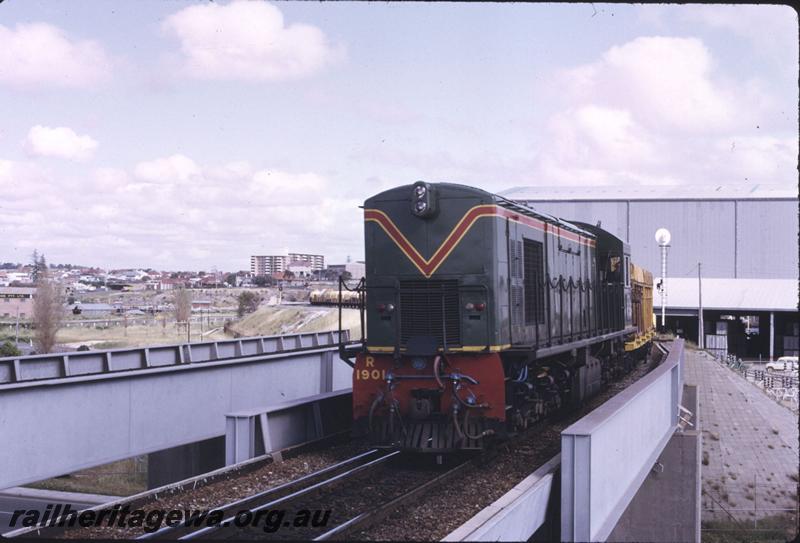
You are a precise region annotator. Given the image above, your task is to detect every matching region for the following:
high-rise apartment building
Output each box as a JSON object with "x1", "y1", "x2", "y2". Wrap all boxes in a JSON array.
[
  {"x1": 250, "y1": 255, "x2": 286, "y2": 276},
  {"x1": 250, "y1": 253, "x2": 325, "y2": 276},
  {"x1": 288, "y1": 253, "x2": 325, "y2": 271}
]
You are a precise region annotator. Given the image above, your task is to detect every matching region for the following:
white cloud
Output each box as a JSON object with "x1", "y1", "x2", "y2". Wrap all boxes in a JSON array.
[
  {"x1": 531, "y1": 35, "x2": 796, "y2": 187},
  {"x1": 249, "y1": 170, "x2": 328, "y2": 205},
  {"x1": 0, "y1": 22, "x2": 112, "y2": 88},
  {"x1": 24, "y1": 125, "x2": 98, "y2": 161},
  {"x1": 0, "y1": 153, "x2": 365, "y2": 269},
  {"x1": 547, "y1": 106, "x2": 659, "y2": 170},
  {"x1": 713, "y1": 136, "x2": 798, "y2": 181},
  {"x1": 0, "y1": 159, "x2": 50, "y2": 201},
  {"x1": 559, "y1": 36, "x2": 741, "y2": 132},
  {"x1": 92, "y1": 167, "x2": 130, "y2": 191},
  {"x1": 162, "y1": 1, "x2": 344, "y2": 81},
  {"x1": 134, "y1": 154, "x2": 201, "y2": 184}
]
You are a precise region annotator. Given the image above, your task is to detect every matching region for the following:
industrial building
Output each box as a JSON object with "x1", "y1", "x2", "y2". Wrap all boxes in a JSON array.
[
  {"x1": 502, "y1": 184, "x2": 798, "y2": 359},
  {"x1": 250, "y1": 253, "x2": 325, "y2": 276},
  {"x1": 327, "y1": 261, "x2": 366, "y2": 279},
  {"x1": 0, "y1": 287, "x2": 35, "y2": 320}
]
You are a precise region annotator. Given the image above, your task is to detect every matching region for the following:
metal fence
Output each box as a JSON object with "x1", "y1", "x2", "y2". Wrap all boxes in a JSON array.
[
  {"x1": 702, "y1": 481, "x2": 798, "y2": 540},
  {"x1": 711, "y1": 352, "x2": 799, "y2": 411}
]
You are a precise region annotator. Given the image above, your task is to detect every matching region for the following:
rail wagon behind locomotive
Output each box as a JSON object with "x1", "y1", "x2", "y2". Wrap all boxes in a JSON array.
[{"x1": 349, "y1": 182, "x2": 654, "y2": 452}]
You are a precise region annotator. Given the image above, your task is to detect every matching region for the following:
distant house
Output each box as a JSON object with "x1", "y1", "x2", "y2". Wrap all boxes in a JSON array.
[
  {"x1": 158, "y1": 278, "x2": 188, "y2": 291},
  {"x1": 286, "y1": 261, "x2": 313, "y2": 277}
]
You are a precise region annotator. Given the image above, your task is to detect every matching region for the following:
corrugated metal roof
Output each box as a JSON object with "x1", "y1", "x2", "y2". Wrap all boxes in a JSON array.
[
  {"x1": 661, "y1": 278, "x2": 798, "y2": 312},
  {"x1": 501, "y1": 184, "x2": 798, "y2": 201}
]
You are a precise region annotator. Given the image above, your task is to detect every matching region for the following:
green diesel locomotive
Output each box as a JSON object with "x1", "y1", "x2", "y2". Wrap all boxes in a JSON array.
[{"x1": 349, "y1": 182, "x2": 654, "y2": 451}]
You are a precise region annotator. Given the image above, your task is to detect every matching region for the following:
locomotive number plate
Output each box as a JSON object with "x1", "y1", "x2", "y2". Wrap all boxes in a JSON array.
[{"x1": 356, "y1": 355, "x2": 386, "y2": 380}]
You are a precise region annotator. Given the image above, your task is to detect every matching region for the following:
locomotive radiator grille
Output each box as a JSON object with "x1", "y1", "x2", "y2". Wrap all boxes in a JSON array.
[{"x1": 399, "y1": 280, "x2": 461, "y2": 347}]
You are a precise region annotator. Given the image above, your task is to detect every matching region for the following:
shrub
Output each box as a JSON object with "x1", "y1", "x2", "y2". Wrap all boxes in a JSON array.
[{"x1": 0, "y1": 339, "x2": 21, "y2": 357}]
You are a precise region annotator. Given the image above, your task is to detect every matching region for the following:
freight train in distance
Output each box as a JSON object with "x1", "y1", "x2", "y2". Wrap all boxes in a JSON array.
[
  {"x1": 338, "y1": 182, "x2": 655, "y2": 453},
  {"x1": 310, "y1": 288, "x2": 361, "y2": 308}
]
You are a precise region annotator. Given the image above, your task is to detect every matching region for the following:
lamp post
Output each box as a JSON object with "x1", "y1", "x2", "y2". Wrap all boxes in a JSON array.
[{"x1": 655, "y1": 228, "x2": 671, "y2": 331}]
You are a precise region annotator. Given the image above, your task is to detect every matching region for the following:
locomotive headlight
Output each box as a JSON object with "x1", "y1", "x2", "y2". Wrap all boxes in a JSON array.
[
  {"x1": 465, "y1": 302, "x2": 474, "y2": 311},
  {"x1": 385, "y1": 303, "x2": 395, "y2": 313},
  {"x1": 411, "y1": 181, "x2": 436, "y2": 218}
]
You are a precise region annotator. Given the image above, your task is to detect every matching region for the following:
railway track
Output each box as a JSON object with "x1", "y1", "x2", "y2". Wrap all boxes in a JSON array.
[
  {"x1": 136, "y1": 449, "x2": 392, "y2": 540},
  {"x1": 130, "y1": 345, "x2": 666, "y2": 541},
  {"x1": 136, "y1": 447, "x2": 474, "y2": 541},
  {"x1": 214, "y1": 454, "x2": 470, "y2": 541}
]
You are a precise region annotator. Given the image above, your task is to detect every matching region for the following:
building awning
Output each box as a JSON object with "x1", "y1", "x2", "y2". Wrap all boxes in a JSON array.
[{"x1": 660, "y1": 278, "x2": 798, "y2": 313}]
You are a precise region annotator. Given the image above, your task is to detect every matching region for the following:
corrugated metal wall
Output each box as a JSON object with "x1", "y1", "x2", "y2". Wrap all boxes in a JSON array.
[
  {"x1": 521, "y1": 199, "x2": 797, "y2": 279},
  {"x1": 736, "y1": 200, "x2": 797, "y2": 279}
]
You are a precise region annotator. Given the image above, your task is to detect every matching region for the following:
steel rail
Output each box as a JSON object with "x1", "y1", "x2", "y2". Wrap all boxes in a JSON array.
[
  {"x1": 177, "y1": 450, "x2": 401, "y2": 540},
  {"x1": 136, "y1": 448, "x2": 389, "y2": 541},
  {"x1": 312, "y1": 458, "x2": 474, "y2": 541}
]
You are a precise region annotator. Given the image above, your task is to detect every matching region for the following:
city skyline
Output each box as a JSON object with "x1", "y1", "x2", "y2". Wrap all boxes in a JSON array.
[{"x1": 1, "y1": 2, "x2": 797, "y2": 270}]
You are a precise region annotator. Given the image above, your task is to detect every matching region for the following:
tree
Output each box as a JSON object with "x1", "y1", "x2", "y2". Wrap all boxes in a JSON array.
[
  {"x1": 30, "y1": 250, "x2": 44, "y2": 283},
  {"x1": 0, "y1": 340, "x2": 21, "y2": 357},
  {"x1": 237, "y1": 291, "x2": 260, "y2": 317},
  {"x1": 33, "y1": 259, "x2": 64, "y2": 354},
  {"x1": 225, "y1": 273, "x2": 237, "y2": 287},
  {"x1": 253, "y1": 275, "x2": 274, "y2": 287},
  {"x1": 173, "y1": 287, "x2": 192, "y2": 323}
]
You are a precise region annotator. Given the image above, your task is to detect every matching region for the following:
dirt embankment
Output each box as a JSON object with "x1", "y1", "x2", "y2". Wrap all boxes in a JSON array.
[{"x1": 229, "y1": 306, "x2": 363, "y2": 338}]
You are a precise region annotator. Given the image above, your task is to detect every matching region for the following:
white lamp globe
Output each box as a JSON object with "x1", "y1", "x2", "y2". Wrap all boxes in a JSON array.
[{"x1": 655, "y1": 228, "x2": 671, "y2": 246}]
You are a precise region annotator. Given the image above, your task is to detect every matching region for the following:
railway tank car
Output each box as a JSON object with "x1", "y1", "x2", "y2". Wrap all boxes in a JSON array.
[
  {"x1": 348, "y1": 181, "x2": 654, "y2": 452},
  {"x1": 310, "y1": 288, "x2": 361, "y2": 307}
]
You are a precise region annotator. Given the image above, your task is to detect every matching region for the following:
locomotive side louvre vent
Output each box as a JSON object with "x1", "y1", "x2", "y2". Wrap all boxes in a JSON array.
[
  {"x1": 511, "y1": 285, "x2": 524, "y2": 325},
  {"x1": 523, "y1": 238, "x2": 545, "y2": 324},
  {"x1": 399, "y1": 280, "x2": 461, "y2": 347},
  {"x1": 510, "y1": 240, "x2": 523, "y2": 278}
]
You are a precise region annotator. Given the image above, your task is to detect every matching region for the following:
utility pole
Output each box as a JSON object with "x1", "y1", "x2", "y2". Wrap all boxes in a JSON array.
[{"x1": 698, "y1": 262, "x2": 704, "y2": 349}]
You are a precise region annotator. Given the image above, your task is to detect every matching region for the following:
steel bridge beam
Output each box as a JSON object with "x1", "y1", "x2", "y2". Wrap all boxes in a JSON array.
[{"x1": 0, "y1": 332, "x2": 354, "y2": 490}]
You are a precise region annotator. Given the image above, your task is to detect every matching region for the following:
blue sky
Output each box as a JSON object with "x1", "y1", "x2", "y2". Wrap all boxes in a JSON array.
[{"x1": 0, "y1": 2, "x2": 797, "y2": 270}]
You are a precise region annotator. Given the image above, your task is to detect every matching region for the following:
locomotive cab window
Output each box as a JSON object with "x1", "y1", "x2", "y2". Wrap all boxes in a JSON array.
[
  {"x1": 523, "y1": 238, "x2": 544, "y2": 324},
  {"x1": 608, "y1": 256, "x2": 622, "y2": 283}
]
